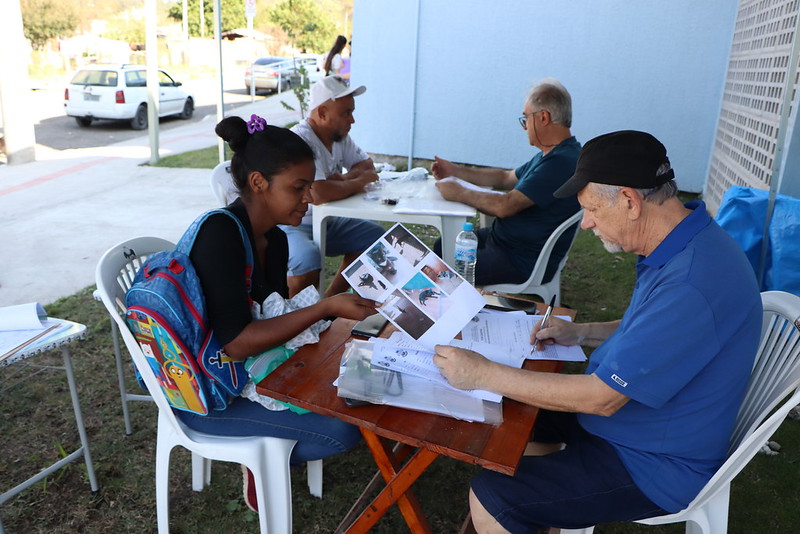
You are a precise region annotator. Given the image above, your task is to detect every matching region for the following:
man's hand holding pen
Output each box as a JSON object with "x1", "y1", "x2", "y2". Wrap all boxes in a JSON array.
[
  {"x1": 530, "y1": 295, "x2": 556, "y2": 354},
  {"x1": 530, "y1": 315, "x2": 587, "y2": 351}
]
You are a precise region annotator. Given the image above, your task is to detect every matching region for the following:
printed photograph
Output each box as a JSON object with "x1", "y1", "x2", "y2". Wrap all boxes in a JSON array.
[
  {"x1": 401, "y1": 272, "x2": 453, "y2": 320},
  {"x1": 364, "y1": 241, "x2": 414, "y2": 286},
  {"x1": 386, "y1": 225, "x2": 430, "y2": 266},
  {"x1": 344, "y1": 260, "x2": 390, "y2": 301},
  {"x1": 380, "y1": 290, "x2": 434, "y2": 340},
  {"x1": 420, "y1": 255, "x2": 462, "y2": 295}
]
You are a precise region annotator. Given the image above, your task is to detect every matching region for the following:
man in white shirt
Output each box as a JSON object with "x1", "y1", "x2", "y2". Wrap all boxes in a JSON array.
[{"x1": 285, "y1": 76, "x2": 384, "y2": 297}]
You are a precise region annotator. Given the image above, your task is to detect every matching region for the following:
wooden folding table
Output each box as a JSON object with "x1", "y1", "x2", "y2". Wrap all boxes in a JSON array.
[{"x1": 257, "y1": 302, "x2": 576, "y2": 533}]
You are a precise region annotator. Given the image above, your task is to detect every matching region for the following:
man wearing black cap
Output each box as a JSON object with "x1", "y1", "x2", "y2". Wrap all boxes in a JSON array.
[{"x1": 434, "y1": 131, "x2": 763, "y2": 533}]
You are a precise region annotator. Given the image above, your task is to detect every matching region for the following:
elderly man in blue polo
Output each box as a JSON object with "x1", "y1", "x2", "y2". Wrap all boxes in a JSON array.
[{"x1": 433, "y1": 130, "x2": 762, "y2": 533}]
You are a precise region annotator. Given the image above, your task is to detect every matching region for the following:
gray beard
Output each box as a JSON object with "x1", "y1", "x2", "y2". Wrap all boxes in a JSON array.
[{"x1": 594, "y1": 230, "x2": 624, "y2": 254}]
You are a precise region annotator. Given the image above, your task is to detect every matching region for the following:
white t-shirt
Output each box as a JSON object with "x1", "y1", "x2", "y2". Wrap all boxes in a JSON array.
[
  {"x1": 291, "y1": 120, "x2": 370, "y2": 225},
  {"x1": 329, "y1": 53, "x2": 343, "y2": 74}
]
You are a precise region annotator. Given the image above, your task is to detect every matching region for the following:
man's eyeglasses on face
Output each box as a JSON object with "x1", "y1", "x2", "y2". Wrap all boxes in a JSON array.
[{"x1": 518, "y1": 110, "x2": 544, "y2": 128}]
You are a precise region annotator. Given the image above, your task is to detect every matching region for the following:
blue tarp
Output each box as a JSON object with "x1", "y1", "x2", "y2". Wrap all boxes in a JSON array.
[{"x1": 715, "y1": 186, "x2": 800, "y2": 295}]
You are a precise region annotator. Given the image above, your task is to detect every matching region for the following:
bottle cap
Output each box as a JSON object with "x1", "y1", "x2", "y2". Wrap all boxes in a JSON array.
[{"x1": 462, "y1": 222, "x2": 474, "y2": 231}]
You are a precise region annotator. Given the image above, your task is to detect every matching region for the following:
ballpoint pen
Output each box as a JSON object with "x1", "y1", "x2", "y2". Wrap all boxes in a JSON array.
[{"x1": 531, "y1": 294, "x2": 557, "y2": 354}]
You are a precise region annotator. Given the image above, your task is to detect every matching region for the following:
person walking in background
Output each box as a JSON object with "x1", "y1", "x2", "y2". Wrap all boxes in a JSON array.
[
  {"x1": 324, "y1": 35, "x2": 348, "y2": 78},
  {"x1": 340, "y1": 40, "x2": 352, "y2": 81}
]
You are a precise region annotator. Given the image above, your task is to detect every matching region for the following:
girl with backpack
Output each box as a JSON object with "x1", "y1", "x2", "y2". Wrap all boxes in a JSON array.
[{"x1": 177, "y1": 114, "x2": 377, "y2": 512}]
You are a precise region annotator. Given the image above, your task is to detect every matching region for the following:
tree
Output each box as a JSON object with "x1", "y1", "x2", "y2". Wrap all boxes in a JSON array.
[
  {"x1": 103, "y1": 13, "x2": 145, "y2": 45},
  {"x1": 20, "y1": 0, "x2": 78, "y2": 50},
  {"x1": 269, "y1": 0, "x2": 336, "y2": 53},
  {"x1": 167, "y1": 0, "x2": 246, "y2": 38}
]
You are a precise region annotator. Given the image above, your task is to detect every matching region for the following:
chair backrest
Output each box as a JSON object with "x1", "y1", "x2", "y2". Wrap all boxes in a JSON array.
[
  {"x1": 729, "y1": 290, "x2": 800, "y2": 451},
  {"x1": 528, "y1": 209, "x2": 583, "y2": 286},
  {"x1": 210, "y1": 160, "x2": 239, "y2": 206},
  {"x1": 483, "y1": 209, "x2": 583, "y2": 295},
  {"x1": 682, "y1": 290, "x2": 800, "y2": 510},
  {"x1": 95, "y1": 237, "x2": 187, "y2": 430}
]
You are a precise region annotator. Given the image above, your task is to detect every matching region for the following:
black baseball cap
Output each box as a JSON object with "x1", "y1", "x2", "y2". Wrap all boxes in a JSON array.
[{"x1": 554, "y1": 130, "x2": 675, "y2": 198}]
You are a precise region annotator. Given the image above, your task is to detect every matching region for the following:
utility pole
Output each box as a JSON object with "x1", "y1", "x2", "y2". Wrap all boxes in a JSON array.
[
  {"x1": 182, "y1": 0, "x2": 189, "y2": 40},
  {"x1": 214, "y1": 0, "x2": 225, "y2": 163},
  {"x1": 0, "y1": 0, "x2": 37, "y2": 164},
  {"x1": 145, "y1": 0, "x2": 160, "y2": 164},
  {"x1": 200, "y1": 0, "x2": 206, "y2": 38}
]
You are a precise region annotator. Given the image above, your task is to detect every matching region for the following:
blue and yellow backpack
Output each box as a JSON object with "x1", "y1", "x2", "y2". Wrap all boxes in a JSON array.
[{"x1": 125, "y1": 210, "x2": 253, "y2": 415}]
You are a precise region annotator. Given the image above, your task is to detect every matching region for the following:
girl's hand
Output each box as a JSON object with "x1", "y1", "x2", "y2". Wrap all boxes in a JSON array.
[{"x1": 324, "y1": 293, "x2": 378, "y2": 321}]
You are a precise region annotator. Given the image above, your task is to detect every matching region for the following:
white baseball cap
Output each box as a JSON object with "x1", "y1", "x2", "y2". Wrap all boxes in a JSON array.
[{"x1": 309, "y1": 76, "x2": 366, "y2": 113}]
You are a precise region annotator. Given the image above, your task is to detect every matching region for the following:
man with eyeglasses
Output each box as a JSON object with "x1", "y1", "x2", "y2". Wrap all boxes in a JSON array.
[{"x1": 431, "y1": 78, "x2": 581, "y2": 286}]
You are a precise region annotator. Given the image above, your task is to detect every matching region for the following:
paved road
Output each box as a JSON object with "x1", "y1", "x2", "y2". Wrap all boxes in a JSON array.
[
  {"x1": 0, "y1": 90, "x2": 303, "y2": 306},
  {"x1": 27, "y1": 83, "x2": 284, "y2": 150}
]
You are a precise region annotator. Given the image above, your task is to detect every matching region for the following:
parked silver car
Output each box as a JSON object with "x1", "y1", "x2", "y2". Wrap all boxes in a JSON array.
[
  {"x1": 244, "y1": 55, "x2": 323, "y2": 93},
  {"x1": 64, "y1": 64, "x2": 194, "y2": 130}
]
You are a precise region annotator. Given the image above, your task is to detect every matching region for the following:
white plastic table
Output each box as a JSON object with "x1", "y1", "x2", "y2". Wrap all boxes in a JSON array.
[
  {"x1": 0, "y1": 319, "x2": 98, "y2": 534},
  {"x1": 312, "y1": 179, "x2": 476, "y2": 292}
]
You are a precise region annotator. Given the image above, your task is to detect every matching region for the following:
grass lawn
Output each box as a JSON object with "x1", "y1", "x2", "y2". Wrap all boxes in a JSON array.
[{"x1": 2, "y1": 152, "x2": 799, "y2": 533}]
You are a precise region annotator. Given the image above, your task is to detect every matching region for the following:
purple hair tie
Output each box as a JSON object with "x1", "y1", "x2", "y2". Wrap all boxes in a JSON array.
[{"x1": 247, "y1": 114, "x2": 267, "y2": 134}]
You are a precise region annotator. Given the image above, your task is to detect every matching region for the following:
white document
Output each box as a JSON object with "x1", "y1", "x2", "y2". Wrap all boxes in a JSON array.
[
  {"x1": 437, "y1": 176, "x2": 501, "y2": 194},
  {"x1": 392, "y1": 198, "x2": 476, "y2": 217},
  {"x1": 392, "y1": 179, "x2": 476, "y2": 216},
  {"x1": 370, "y1": 337, "x2": 502, "y2": 402},
  {"x1": 343, "y1": 223, "x2": 486, "y2": 350},
  {"x1": 460, "y1": 310, "x2": 586, "y2": 362},
  {"x1": 0, "y1": 319, "x2": 70, "y2": 363},
  {"x1": 0, "y1": 302, "x2": 47, "y2": 331}
]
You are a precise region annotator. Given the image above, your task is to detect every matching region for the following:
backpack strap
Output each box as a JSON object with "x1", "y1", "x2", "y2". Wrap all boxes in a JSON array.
[{"x1": 175, "y1": 209, "x2": 254, "y2": 294}]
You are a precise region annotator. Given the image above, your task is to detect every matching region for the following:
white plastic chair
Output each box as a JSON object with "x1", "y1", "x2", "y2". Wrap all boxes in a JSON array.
[
  {"x1": 96, "y1": 238, "x2": 323, "y2": 534},
  {"x1": 562, "y1": 290, "x2": 800, "y2": 534},
  {"x1": 92, "y1": 236, "x2": 175, "y2": 435},
  {"x1": 210, "y1": 160, "x2": 239, "y2": 206},
  {"x1": 481, "y1": 209, "x2": 583, "y2": 306}
]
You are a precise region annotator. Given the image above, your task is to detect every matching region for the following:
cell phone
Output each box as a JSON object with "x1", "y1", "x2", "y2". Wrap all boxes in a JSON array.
[
  {"x1": 482, "y1": 293, "x2": 538, "y2": 313},
  {"x1": 342, "y1": 397, "x2": 371, "y2": 408},
  {"x1": 351, "y1": 313, "x2": 388, "y2": 338}
]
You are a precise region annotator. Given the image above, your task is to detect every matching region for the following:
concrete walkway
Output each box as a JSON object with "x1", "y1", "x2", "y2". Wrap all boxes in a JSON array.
[{"x1": 0, "y1": 92, "x2": 302, "y2": 307}]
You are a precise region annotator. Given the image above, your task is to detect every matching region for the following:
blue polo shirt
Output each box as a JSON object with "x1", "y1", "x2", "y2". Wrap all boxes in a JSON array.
[
  {"x1": 578, "y1": 201, "x2": 762, "y2": 513},
  {"x1": 491, "y1": 137, "x2": 581, "y2": 278}
]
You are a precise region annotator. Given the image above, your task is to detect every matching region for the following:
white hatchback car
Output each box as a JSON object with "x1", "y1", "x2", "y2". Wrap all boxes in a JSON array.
[{"x1": 64, "y1": 64, "x2": 194, "y2": 130}]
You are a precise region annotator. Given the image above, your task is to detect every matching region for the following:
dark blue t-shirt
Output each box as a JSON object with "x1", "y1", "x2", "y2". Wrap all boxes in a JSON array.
[
  {"x1": 579, "y1": 201, "x2": 762, "y2": 512},
  {"x1": 490, "y1": 137, "x2": 581, "y2": 278}
]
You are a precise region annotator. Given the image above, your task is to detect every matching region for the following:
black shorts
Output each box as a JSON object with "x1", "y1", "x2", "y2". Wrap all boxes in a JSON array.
[{"x1": 471, "y1": 410, "x2": 667, "y2": 532}]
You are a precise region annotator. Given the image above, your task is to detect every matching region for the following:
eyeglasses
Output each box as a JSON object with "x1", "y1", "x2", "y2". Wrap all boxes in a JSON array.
[{"x1": 518, "y1": 109, "x2": 545, "y2": 128}]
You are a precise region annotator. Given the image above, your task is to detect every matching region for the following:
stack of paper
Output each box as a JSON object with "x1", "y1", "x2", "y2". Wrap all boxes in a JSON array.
[
  {"x1": 461, "y1": 309, "x2": 587, "y2": 362},
  {"x1": 392, "y1": 178, "x2": 482, "y2": 216},
  {"x1": 0, "y1": 302, "x2": 68, "y2": 363}
]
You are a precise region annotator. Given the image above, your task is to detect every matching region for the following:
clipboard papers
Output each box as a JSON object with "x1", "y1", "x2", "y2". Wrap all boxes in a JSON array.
[
  {"x1": 0, "y1": 302, "x2": 71, "y2": 363},
  {"x1": 337, "y1": 339, "x2": 503, "y2": 424}
]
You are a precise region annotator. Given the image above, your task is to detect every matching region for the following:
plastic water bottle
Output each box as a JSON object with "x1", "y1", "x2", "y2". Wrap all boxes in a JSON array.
[{"x1": 454, "y1": 222, "x2": 478, "y2": 285}]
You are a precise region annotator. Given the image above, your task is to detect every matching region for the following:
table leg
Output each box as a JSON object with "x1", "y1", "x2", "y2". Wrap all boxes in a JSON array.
[
  {"x1": 61, "y1": 346, "x2": 99, "y2": 492},
  {"x1": 336, "y1": 443, "x2": 417, "y2": 533},
  {"x1": 312, "y1": 209, "x2": 329, "y2": 295},
  {"x1": 344, "y1": 429, "x2": 436, "y2": 533}
]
